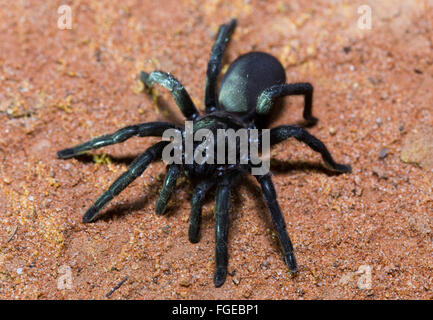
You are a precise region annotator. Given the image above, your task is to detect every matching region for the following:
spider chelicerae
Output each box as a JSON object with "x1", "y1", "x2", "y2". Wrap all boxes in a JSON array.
[{"x1": 57, "y1": 18, "x2": 351, "y2": 287}]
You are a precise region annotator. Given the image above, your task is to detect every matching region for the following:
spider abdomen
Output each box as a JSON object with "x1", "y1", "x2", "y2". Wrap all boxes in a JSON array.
[{"x1": 218, "y1": 51, "x2": 286, "y2": 116}]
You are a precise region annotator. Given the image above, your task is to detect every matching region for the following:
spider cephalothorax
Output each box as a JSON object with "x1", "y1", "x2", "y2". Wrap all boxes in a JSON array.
[{"x1": 57, "y1": 19, "x2": 351, "y2": 287}]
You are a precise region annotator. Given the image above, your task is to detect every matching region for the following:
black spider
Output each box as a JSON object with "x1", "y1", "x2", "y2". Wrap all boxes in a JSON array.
[{"x1": 57, "y1": 19, "x2": 351, "y2": 287}]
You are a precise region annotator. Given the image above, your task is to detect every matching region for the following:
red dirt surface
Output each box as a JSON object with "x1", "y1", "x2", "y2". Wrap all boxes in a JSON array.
[{"x1": 0, "y1": 0, "x2": 433, "y2": 299}]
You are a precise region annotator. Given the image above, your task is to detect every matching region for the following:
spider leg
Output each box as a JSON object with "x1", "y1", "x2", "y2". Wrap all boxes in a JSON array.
[
  {"x1": 57, "y1": 122, "x2": 174, "y2": 159},
  {"x1": 270, "y1": 125, "x2": 352, "y2": 173},
  {"x1": 82, "y1": 141, "x2": 168, "y2": 223},
  {"x1": 257, "y1": 83, "x2": 318, "y2": 126},
  {"x1": 189, "y1": 179, "x2": 216, "y2": 243},
  {"x1": 204, "y1": 18, "x2": 237, "y2": 113},
  {"x1": 214, "y1": 171, "x2": 240, "y2": 287},
  {"x1": 155, "y1": 164, "x2": 181, "y2": 215},
  {"x1": 140, "y1": 71, "x2": 200, "y2": 121},
  {"x1": 255, "y1": 174, "x2": 297, "y2": 272}
]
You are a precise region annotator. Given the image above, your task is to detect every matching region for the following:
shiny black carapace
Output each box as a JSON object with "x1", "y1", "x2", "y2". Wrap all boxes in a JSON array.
[{"x1": 57, "y1": 19, "x2": 351, "y2": 287}]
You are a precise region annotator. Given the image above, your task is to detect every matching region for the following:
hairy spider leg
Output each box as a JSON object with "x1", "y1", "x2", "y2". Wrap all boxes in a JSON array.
[
  {"x1": 214, "y1": 171, "x2": 240, "y2": 287},
  {"x1": 155, "y1": 164, "x2": 181, "y2": 215},
  {"x1": 189, "y1": 179, "x2": 216, "y2": 243},
  {"x1": 140, "y1": 71, "x2": 200, "y2": 121},
  {"x1": 82, "y1": 141, "x2": 169, "y2": 223},
  {"x1": 269, "y1": 125, "x2": 352, "y2": 173},
  {"x1": 256, "y1": 83, "x2": 318, "y2": 126},
  {"x1": 204, "y1": 18, "x2": 237, "y2": 113},
  {"x1": 255, "y1": 174, "x2": 297, "y2": 272},
  {"x1": 57, "y1": 122, "x2": 174, "y2": 159}
]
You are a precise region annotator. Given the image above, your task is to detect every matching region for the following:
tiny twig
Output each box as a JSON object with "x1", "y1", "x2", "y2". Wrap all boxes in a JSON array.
[
  {"x1": 6, "y1": 225, "x2": 18, "y2": 243},
  {"x1": 106, "y1": 276, "x2": 128, "y2": 298}
]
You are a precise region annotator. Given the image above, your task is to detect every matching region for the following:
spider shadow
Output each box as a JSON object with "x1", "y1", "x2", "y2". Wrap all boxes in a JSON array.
[
  {"x1": 89, "y1": 162, "x2": 189, "y2": 223},
  {"x1": 143, "y1": 89, "x2": 186, "y2": 126},
  {"x1": 229, "y1": 159, "x2": 344, "y2": 265},
  {"x1": 73, "y1": 153, "x2": 137, "y2": 165},
  {"x1": 71, "y1": 153, "x2": 164, "y2": 222},
  {"x1": 95, "y1": 176, "x2": 164, "y2": 223},
  {"x1": 75, "y1": 156, "x2": 340, "y2": 239},
  {"x1": 270, "y1": 159, "x2": 342, "y2": 176},
  {"x1": 224, "y1": 175, "x2": 284, "y2": 261}
]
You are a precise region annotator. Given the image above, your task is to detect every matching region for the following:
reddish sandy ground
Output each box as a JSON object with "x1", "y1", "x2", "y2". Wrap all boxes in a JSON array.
[{"x1": 0, "y1": 0, "x2": 433, "y2": 299}]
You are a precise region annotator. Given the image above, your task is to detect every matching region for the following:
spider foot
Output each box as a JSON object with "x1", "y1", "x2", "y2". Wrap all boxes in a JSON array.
[
  {"x1": 333, "y1": 163, "x2": 352, "y2": 174},
  {"x1": 284, "y1": 253, "x2": 298, "y2": 274},
  {"x1": 304, "y1": 116, "x2": 318, "y2": 127},
  {"x1": 57, "y1": 148, "x2": 80, "y2": 159},
  {"x1": 188, "y1": 228, "x2": 200, "y2": 243},
  {"x1": 82, "y1": 206, "x2": 97, "y2": 223},
  {"x1": 139, "y1": 71, "x2": 150, "y2": 86},
  {"x1": 155, "y1": 201, "x2": 166, "y2": 216},
  {"x1": 323, "y1": 158, "x2": 352, "y2": 173},
  {"x1": 214, "y1": 267, "x2": 227, "y2": 287}
]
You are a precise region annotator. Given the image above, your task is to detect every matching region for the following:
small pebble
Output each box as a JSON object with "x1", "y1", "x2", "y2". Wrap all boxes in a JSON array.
[
  {"x1": 296, "y1": 288, "x2": 305, "y2": 296},
  {"x1": 161, "y1": 225, "x2": 170, "y2": 234},
  {"x1": 242, "y1": 288, "x2": 252, "y2": 298},
  {"x1": 379, "y1": 148, "x2": 388, "y2": 159},
  {"x1": 372, "y1": 167, "x2": 388, "y2": 179},
  {"x1": 376, "y1": 117, "x2": 383, "y2": 127},
  {"x1": 179, "y1": 279, "x2": 191, "y2": 287}
]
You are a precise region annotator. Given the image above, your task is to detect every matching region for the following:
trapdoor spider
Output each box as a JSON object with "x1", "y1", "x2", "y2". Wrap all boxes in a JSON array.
[{"x1": 57, "y1": 19, "x2": 351, "y2": 287}]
